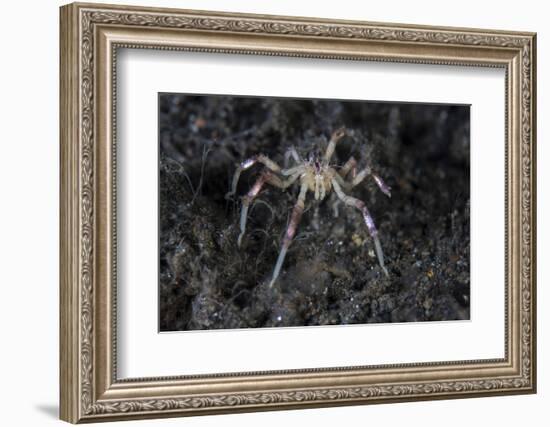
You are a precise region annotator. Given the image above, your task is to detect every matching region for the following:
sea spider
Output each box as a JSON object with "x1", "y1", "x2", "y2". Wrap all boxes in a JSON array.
[{"x1": 226, "y1": 128, "x2": 391, "y2": 287}]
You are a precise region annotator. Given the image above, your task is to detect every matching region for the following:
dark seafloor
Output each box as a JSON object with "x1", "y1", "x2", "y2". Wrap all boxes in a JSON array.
[{"x1": 159, "y1": 94, "x2": 470, "y2": 331}]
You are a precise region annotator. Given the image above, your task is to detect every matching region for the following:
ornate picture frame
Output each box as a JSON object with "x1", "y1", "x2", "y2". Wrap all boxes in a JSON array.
[{"x1": 60, "y1": 2, "x2": 536, "y2": 423}]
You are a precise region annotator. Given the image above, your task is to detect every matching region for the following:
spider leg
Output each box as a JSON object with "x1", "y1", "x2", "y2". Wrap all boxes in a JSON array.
[
  {"x1": 284, "y1": 146, "x2": 301, "y2": 168},
  {"x1": 372, "y1": 173, "x2": 392, "y2": 197},
  {"x1": 312, "y1": 205, "x2": 320, "y2": 231},
  {"x1": 271, "y1": 171, "x2": 301, "y2": 190},
  {"x1": 350, "y1": 167, "x2": 391, "y2": 197},
  {"x1": 314, "y1": 174, "x2": 322, "y2": 200},
  {"x1": 269, "y1": 182, "x2": 309, "y2": 288},
  {"x1": 237, "y1": 171, "x2": 301, "y2": 247},
  {"x1": 238, "y1": 172, "x2": 269, "y2": 247},
  {"x1": 323, "y1": 127, "x2": 346, "y2": 164},
  {"x1": 333, "y1": 172, "x2": 351, "y2": 191},
  {"x1": 281, "y1": 164, "x2": 305, "y2": 176},
  {"x1": 331, "y1": 179, "x2": 389, "y2": 276},
  {"x1": 339, "y1": 156, "x2": 357, "y2": 179},
  {"x1": 331, "y1": 194, "x2": 341, "y2": 218},
  {"x1": 226, "y1": 154, "x2": 282, "y2": 199}
]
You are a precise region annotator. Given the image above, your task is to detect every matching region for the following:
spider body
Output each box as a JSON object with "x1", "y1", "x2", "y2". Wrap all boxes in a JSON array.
[
  {"x1": 300, "y1": 155, "x2": 335, "y2": 200},
  {"x1": 226, "y1": 128, "x2": 391, "y2": 287}
]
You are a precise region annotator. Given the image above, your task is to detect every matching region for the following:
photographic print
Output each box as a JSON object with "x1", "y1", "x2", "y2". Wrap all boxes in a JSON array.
[
  {"x1": 60, "y1": 4, "x2": 536, "y2": 421},
  {"x1": 159, "y1": 94, "x2": 470, "y2": 331}
]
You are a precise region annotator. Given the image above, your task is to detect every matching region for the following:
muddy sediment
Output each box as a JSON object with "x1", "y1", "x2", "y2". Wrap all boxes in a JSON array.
[{"x1": 159, "y1": 94, "x2": 470, "y2": 331}]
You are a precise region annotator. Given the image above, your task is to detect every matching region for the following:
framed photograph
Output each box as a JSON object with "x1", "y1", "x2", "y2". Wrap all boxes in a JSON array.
[{"x1": 60, "y1": 2, "x2": 537, "y2": 423}]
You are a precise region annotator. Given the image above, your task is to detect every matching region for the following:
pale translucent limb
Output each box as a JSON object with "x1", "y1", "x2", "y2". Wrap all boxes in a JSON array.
[
  {"x1": 319, "y1": 178, "x2": 326, "y2": 200},
  {"x1": 372, "y1": 173, "x2": 392, "y2": 197},
  {"x1": 314, "y1": 174, "x2": 322, "y2": 200},
  {"x1": 332, "y1": 197, "x2": 341, "y2": 218},
  {"x1": 237, "y1": 171, "x2": 301, "y2": 247},
  {"x1": 269, "y1": 182, "x2": 309, "y2": 288},
  {"x1": 333, "y1": 171, "x2": 352, "y2": 191},
  {"x1": 237, "y1": 173, "x2": 268, "y2": 247},
  {"x1": 312, "y1": 206, "x2": 320, "y2": 231},
  {"x1": 281, "y1": 164, "x2": 305, "y2": 176},
  {"x1": 323, "y1": 127, "x2": 346, "y2": 164},
  {"x1": 271, "y1": 171, "x2": 301, "y2": 190},
  {"x1": 225, "y1": 154, "x2": 282, "y2": 199},
  {"x1": 349, "y1": 167, "x2": 391, "y2": 197},
  {"x1": 314, "y1": 173, "x2": 328, "y2": 201},
  {"x1": 284, "y1": 146, "x2": 301, "y2": 168},
  {"x1": 339, "y1": 156, "x2": 357, "y2": 179},
  {"x1": 331, "y1": 179, "x2": 389, "y2": 276}
]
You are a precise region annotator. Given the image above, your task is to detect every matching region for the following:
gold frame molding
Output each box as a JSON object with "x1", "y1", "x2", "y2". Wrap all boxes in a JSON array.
[{"x1": 60, "y1": 2, "x2": 537, "y2": 423}]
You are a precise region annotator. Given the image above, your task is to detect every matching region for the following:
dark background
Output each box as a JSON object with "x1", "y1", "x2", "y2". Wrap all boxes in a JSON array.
[{"x1": 158, "y1": 94, "x2": 470, "y2": 331}]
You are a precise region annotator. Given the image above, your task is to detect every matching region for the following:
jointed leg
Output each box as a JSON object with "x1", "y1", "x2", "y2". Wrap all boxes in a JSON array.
[
  {"x1": 339, "y1": 156, "x2": 357, "y2": 179},
  {"x1": 339, "y1": 155, "x2": 391, "y2": 197},
  {"x1": 269, "y1": 182, "x2": 309, "y2": 287},
  {"x1": 371, "y1": 173, "x2": 391, "y2": 197},
  {"x1": 333, "y1": 171, "x2": 352, "y2": 191},
  {"x1": 312, "y1": 206, "x2": 320, "y2": 231},
  {"x1": 331, "y1": 179, "x2": 389, "y2": 276},
  {"x1": 281, "y1": 164, "x2": 305, "y2": 177},
  {"x1": 284, "y1": 147, "x2": 301, "y2": 168},
  {"x1": 332, "y1": 195, "x2": 341, "y2": 218},
  {"x1": 237, "y1": 171, "x2": 301, "y2": 247},
  {"x1": 348, "y1": 167, "x2": 391, "y2": 197},
  {"x1": 237, "y1": 172, "x2": 269, "y2": 247},
  {"x1": 226, "y1": 154, "x2": 282, "y2": 199},
  {"x1": 323, "y1": 127, "x2": 346, "y2": 164},
  {"x1": 314, "y1": 174, "x2": 323, "y2": 200},
  {"x1": 269, "y1": 171, "x2": 301, "y2": 190}
]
